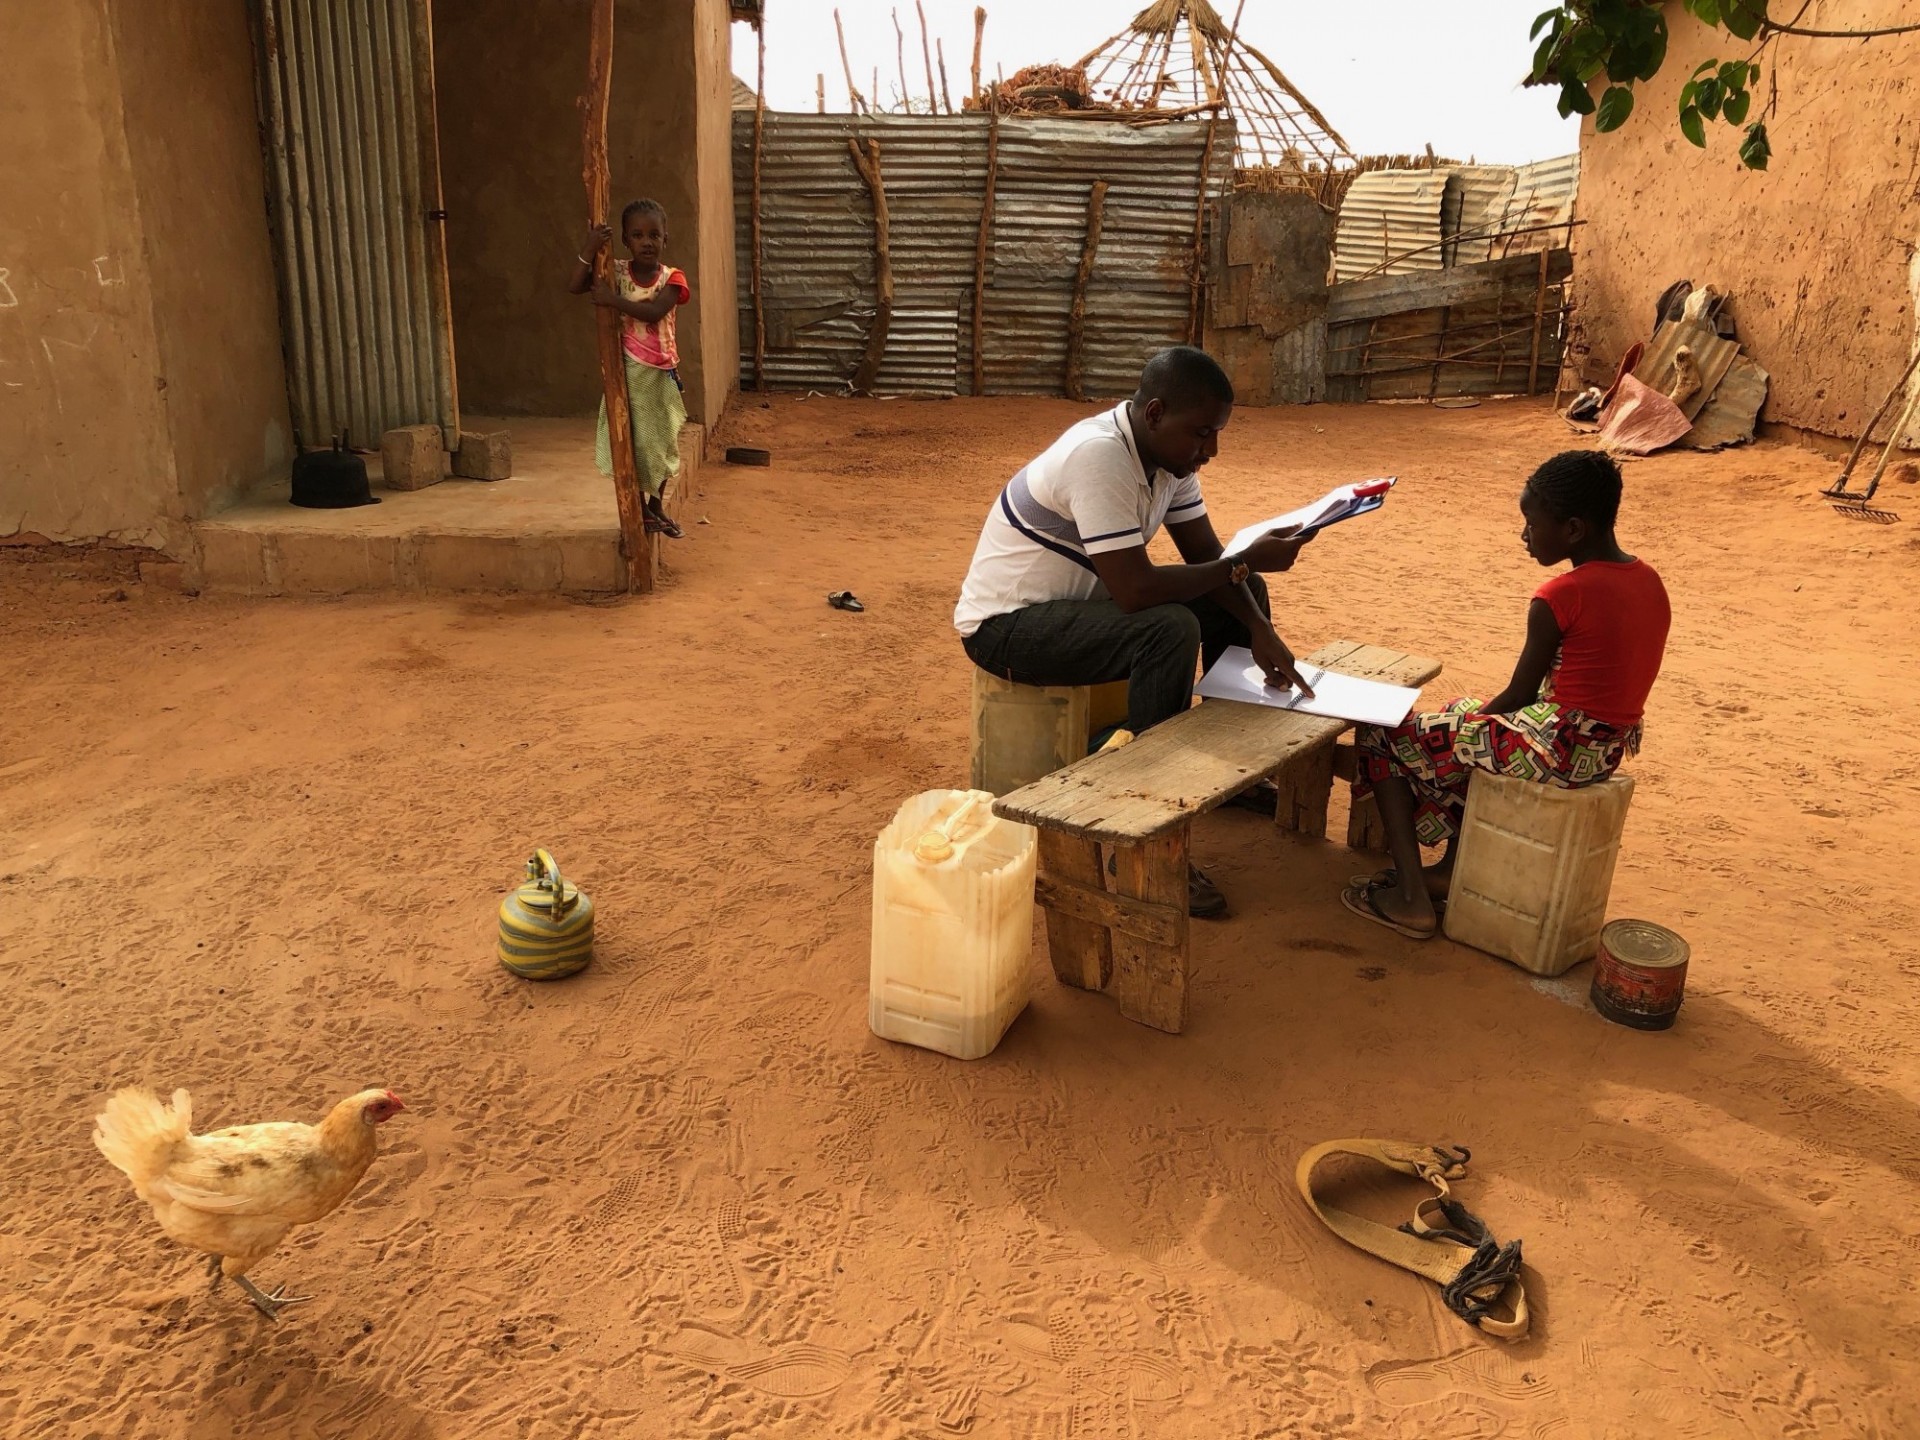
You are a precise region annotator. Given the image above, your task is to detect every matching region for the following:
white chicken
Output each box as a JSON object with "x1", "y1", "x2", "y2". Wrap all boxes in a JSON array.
[{"x1": 94, "y1": 1086, "x2": 405, "y2": 1319}]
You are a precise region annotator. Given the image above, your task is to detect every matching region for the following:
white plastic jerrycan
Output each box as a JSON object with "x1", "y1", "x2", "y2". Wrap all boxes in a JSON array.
[{"x1": 870, "y1": 789, "x2": 1037, "y2": 1060}]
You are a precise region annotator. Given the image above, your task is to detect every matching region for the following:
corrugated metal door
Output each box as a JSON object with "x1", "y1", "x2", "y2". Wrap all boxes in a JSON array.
[{"x1": 254, "y1": 0, "x2": 458, "y2": 450}]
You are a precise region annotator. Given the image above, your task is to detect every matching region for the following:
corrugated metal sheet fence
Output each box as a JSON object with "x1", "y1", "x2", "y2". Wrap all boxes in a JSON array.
[
  {"x1": 734, "y1": 112, "x2": 1232, "y2": 398},
  {"x1": 1333, "y1": 155, "x2": 1580, "y2": 283},
  {"x1": 255, "y1": 0, "x2": 459, "y2": 449}
]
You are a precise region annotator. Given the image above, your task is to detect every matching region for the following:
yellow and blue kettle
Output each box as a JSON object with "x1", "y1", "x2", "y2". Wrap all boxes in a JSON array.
[{"x1": 497, "y1": 849, "x2": 594, "y2": 980}]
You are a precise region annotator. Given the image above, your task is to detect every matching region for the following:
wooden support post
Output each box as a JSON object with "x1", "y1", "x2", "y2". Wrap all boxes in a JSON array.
[
  {"x1": 1185, "y1": 0, "x2": 1246, "y2": 346},
  {"x1": 970, "y1": 105, "x2": 1000, "y2": 395},
  {"x1": 751, "y1": 23, "x2": 767, "y2": 392},
  {"x1": 1273, "y1": 741, "x2": 1335, "y2": 839},
  {"x1": 1108, "y1": 830, "x2": 1190, "y2": 1034},
  {"x1": 892, "y1": 9, "x2": 910, "y2": 111},
  {"x1": 1063, "y1": 179, "x2": 1109, "y2": 402},
  {"x1": 581, "y1": 0, "x2": 650, "y2": 593},
  {"x1": 1333, "y1": 740, "x2": 1386, "y2": 850},
  {"x1": 915, "y1": 0, "x2": 938, "y2": 113},
  {"x1": 1037, "y1": 832, "x2": 1113, "y2": 991},
  {"x1": 1187, "y1": 117, "x2": 1219, "y2": 346},
  {"x1": 1526, "y1": 245, "x2": 1551, "y2": 395},
  {"x1": 936, "y1": 37, "x2": 953, "y2": 113},
  {"x1": 848, "y1": 138, "x2": 893, "y2": 394},
  {"x1": 970, "y1": 6, "x2": 985, "y2": 104},
  {"x1": 834, "y1": 9, "x2": 866, "y2": 111},
  {"x1": 1430, "y1": 305, "x2": 1452, "y2": 400},
  {"x1": 1347, "y1": 794, "x2": 1387, "y2": 852},
  {"x1": 817, "y1": 72, "x2": 826, "y2": 114},
  {"x1": 1552, "y1": 306, "x2": 1579, "y2": 411}
]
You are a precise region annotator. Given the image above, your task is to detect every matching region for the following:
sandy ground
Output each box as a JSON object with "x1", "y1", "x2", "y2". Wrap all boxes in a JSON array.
[{"x1": 2, "y1": 395, "x2": 1918, "y2": 1439}]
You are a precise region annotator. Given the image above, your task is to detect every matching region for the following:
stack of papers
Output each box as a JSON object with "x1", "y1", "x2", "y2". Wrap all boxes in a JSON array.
[
  {"x1": 1224, "y1": 477, "x2": 1397, "y2": 558},
  {"x1": 1194, "y1": 648, "x2": 1419, "y2": 728}
]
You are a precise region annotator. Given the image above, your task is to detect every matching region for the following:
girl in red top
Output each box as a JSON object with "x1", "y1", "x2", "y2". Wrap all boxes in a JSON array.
[
  {"x1": 570, "y1": 198, "x2": 690, "y2": 539},
  {"x1": 1343, "y1": 450, "x2": 1670, "y2": 939}
]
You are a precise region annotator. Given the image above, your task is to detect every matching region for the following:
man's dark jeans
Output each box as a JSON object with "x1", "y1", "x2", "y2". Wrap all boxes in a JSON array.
[{"x1": 961, "y1": 576, "x2": 1271, "y2": 736}]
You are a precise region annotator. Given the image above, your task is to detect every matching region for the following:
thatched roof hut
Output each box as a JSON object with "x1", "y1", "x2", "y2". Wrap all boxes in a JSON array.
[{"x1": 1075, "y1": 0, "x2": 1353, "y2": 185}]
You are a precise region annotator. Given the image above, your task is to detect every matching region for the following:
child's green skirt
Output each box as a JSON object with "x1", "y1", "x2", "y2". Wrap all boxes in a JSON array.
[{"x1": 595, "y1": 358, "x2": 686, "y2": 500}]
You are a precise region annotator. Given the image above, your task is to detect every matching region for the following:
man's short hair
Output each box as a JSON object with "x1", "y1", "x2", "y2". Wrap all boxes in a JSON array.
[{"x1": 1136, "y1": 346, "x2": 1234, "y2": 411}]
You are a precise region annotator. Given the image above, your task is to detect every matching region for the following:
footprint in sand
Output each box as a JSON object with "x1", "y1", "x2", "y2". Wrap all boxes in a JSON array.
[
  {"x1": 729, "y1": 1344, "x2": 851, "y2": 1398},
  {"x1": 594, "y1": 1173, "x2": 640, "y2": 1225},
  {"x1": 1366, "y1": 1346, "x2": 1547, "y2": 1407},
  {"x1": 1126, "y1": 1352, "x2": 1187, "y2": 1404},
  {"x1": 935, "y1": 1379, "x2": 980, "y2": 1433},
  {"x1": 661, "y1": 1332, "x2": 852, "y2": 1399}
]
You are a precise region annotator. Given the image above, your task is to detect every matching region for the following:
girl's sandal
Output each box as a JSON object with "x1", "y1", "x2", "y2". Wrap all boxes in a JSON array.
[
  {"x1": 1347, "y1": 870, "x2": 1448, "y2": 918},
  {"x1": 645, "y1": 513, "x2": 685, "y2": 540},
  {"x1": 1340, "y1": 880, "x2": 1438, "y2": 941}
]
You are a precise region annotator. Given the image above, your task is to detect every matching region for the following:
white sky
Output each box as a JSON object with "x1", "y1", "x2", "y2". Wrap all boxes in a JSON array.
[{"x1": 733, "y1": 1, "x2": 1580, "y2": 165}]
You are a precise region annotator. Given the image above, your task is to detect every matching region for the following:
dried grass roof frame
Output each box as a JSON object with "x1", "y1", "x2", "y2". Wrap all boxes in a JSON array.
[{"x1": 1074, "y1": 0, "x2": 1355, "y2": 181}]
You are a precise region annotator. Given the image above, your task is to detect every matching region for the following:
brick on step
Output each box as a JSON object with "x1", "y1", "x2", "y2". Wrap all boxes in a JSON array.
[
  {"x1": 451, "y1": 429, "x2": 513, "y2": 481},
  {"x1": 381, "y1": 424, "x2": 445, "y2": 491}
]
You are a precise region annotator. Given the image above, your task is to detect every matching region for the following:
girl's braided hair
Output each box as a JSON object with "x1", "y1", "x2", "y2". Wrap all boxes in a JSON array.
[
  {"x1": 620, "y1": 198, "x2": 667, "y2": 230},
  {"x1": 1526, "y1": 449, "x2": 1622, "y2": 530}
]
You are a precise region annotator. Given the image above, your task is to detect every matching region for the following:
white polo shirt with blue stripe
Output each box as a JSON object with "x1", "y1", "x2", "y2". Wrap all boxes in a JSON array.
[{"x1": 954, "y1": 402, "x2": 1207, "y2": 638}]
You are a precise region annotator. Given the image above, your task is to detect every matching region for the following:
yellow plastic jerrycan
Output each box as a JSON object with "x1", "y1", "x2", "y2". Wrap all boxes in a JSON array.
[{"x1": 497, "y1": 849, "x2": 594, "y2": 980}]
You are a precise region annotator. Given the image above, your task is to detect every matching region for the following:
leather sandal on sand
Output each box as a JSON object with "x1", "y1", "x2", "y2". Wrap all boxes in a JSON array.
[
  {"x1": 1340, "y1": 880, "x2": 1436, "y2": 940},
  {"x1": 1296, "y1": 1139, "x2": 1529, "y2": 1340}
]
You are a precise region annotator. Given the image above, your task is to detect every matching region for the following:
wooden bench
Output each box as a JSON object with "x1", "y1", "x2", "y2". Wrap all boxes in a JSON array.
[{"x1": 991, "y1": 640, "x2": 1443, "y2": 1034}]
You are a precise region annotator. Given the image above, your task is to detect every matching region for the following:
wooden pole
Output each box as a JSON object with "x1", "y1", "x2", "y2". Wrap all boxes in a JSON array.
[
  {"x1": 970, "y1": 6, "x2": 985, "y2": 105},
  {"x1": 1186, "y1": 0, "x2": 1246, "y2": 344},
  {"x1": 893, "y1": 10, "x2": 910, "y2": 111},
  {"x1": 916, "y1": 1, "x2": 938, "y2": 113},
  {"x1": 581, "y1": 0, "x2": 650, "y2": 592},
  {"x1": 817, "y1": 72, "x2": 826, "y2": 114},
  {"x1": 1526, "y1": 246, "x2": 1551, "y2": 395},
  {"x1": 936, "y1": 38, "x2": 953, "y2": 113},
  {"x1": 970, "y1": 105, "x2": 1000, "y2": 394},
  {"x1": 1188, "y1": 115, "x2": 1222, "y2": 344},
  {"x1": 848, "y1": 138, "x2": 894, "y2": 394},
  {"x1": 834, "y1": 9, "x2": 866, "y2": 111},
  {"x1": 1064, "y1": 179, "x2": 1110, "y2": 402},
  {"x1": 751, "y1": 22, "x2": 767, "y2": 392}
]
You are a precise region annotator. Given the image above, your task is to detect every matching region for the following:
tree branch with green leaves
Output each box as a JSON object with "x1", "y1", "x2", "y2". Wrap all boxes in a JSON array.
[{"x1": 1528, "y1": 1, "x2": 1914, "y2": 172}]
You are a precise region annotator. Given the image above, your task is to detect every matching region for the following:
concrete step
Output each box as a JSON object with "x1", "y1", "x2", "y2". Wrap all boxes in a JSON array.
[{"x1": 190, "y1": 417, "x2": 701, "y2": 597}]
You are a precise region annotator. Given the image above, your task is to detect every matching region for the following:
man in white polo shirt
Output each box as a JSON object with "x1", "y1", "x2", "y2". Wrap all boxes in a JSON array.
[{"x1": 956, "y1": 346, "x2": 1314, "y2": 918}]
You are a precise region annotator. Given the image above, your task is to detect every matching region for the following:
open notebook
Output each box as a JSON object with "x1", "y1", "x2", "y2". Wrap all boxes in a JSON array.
[
  {"x1": 1224, "y1": 478, "x2": 1397, "y2": 558},
  {"x1": 1195, "y1": 648, "x2": 1419, "y2": 728}
]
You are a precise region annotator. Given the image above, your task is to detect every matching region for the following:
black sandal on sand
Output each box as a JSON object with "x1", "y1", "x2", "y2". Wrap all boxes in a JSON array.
[
  {"x1": 646, "y1": 512, "x2": 685, "y2": 540},
  {"x1": 1188, "y1": 866, "x2": 1228, "y2": 920},
  {"x1": 828, "y1": 591, "x2": 865, "y2": 612},
  {"x1": 1223, "y1": 780, "x2": 1281, "y2": 816},
  {"x1": 1340, "y1": 880, "x2": 1437, "y2": 941}
]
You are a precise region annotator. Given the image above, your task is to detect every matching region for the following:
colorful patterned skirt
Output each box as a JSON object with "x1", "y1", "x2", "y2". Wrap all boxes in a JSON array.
[
  {"x1": 595, "y1": 358, "x2": 686, "y2": 500},
  {"x1": 1353, "y1": 693, "x2": 1639, "y2": 847}
]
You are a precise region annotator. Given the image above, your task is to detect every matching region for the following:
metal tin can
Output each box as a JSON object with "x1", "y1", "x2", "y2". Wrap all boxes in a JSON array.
[{"x1": 1589, "y1": 918, "x2": 1689, "y2": 1030}]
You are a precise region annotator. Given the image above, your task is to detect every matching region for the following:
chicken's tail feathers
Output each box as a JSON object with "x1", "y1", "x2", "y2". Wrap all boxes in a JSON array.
[{"x1": 93, "y1": 1086, "x2": 192, "y2": 1184}]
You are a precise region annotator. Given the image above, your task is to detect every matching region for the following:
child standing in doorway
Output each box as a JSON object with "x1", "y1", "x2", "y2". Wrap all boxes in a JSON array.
[
  {"x1": 570, "y1": 198, "x2": 687, "y2": 539},
  {"x1": 1341, "y1": 450, "x2": 1671, "y2": 940}
]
